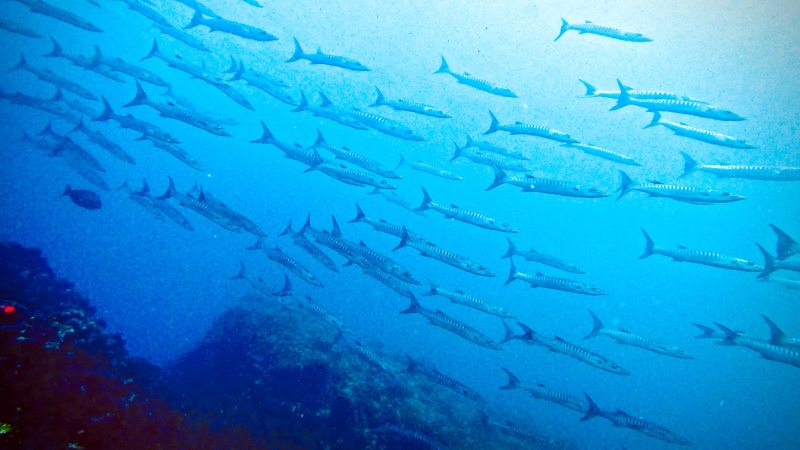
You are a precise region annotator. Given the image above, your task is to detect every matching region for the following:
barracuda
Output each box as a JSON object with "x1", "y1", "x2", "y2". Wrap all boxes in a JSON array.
[
  {"x1": 640, "y1": 229, "x2": 762, "y2": 272},
  {"x1": 11, "y1": 0, "x2": 102, "y2": 32},
  {"x1": 370, "y1": 86, "x2": 450, "y2": 118},
  {"x1": 645, "y1": 112, "x2": 755, "y2": 148},
  {"x1": 406, "y1": 355, "x2": 482, "y2": 401},
  {"x1": 286, "y1": 38, "x2": 369, "y2": 71},
  {"x1": 504, "y1": 322, "x2": 629, "y2": 375},
  {"x1": 584, "y1": 310, "x2": 693, "y2": 359},
  {"x1": 394, "y1": 226, "x2": 495, "y2": 277},
  {"x1": 279, "y1": 221, "x2": 338, "y2": 273},
  {"x1": 43, "y1": 39, "x2": 124, "y2": 83},
  {"x1": 423, "y1": 283, "x2": 514, "y2": 318},
  {"x1": 505, "y1": 259, "x2": 606, "y2": 295},
  {"x1": 185, "y1": 9, "x2": 277, "y2": 41},
  {"x1": 578, "y1": 79, "x2": 707, "y2": 103},
  {"x1": 502, "y1": 237, "x2": 584, "y2": 274},
  {"x1": 484, "y1": 111, "x2": 577, "y2": 143},
  {"x1": 401, "y1": 295, "x2": 503, "y2": 350},
  {"x1": 715, "y1": 322, "x2": 800, "y2": 368},
  {"x1": 487, "y1": 165, "x2": 607, "y2": 198},
  {"x1": 555, "y1": 19, "x2": 652, "y2": 42},
  {"x1": 618, "y1": 170, "x2": 745, "y2": 205},
  {"x1": 434, "y1": 56, "x2": 517, "y2": 98},
  {"x1": 681, "y1": 152, "x2": 800, "y2": 181},
  {"x1": 348, "y1": 204, "x2": 427, "y2": 243},
  {"x1": 313, "y1": 130, "x2": 401, "y2": 179},
  {"x1": 395, "y1": 155, "x2": 463, "y2": 180},
  {"x1": 70, "y1": 119, "x2": 135, "y2": 165},
  {"x1": 93, "y1": 97, "x2": 179, "y2": 144},
  {"x1": 227, "y1": 58, "x2": 296, "y2": 106},
  {"x1": 451, "y1": 143, "x2": 529, "y2": 172},
  {"x1": 612, "y1": 79, "x2": 744, "y2": 121},
  {"x1": 292, "y1": 92, "x2": 369, "y2": 130},
  {"x1": 755, "y1": 243, "x2": 800, "y2": 278},
  {"x1": 306, "y1": 157, "x2": 398, "y2": 190},
  {"x1": 563, "y1": 142, "x2": 641, "y2": 166},
  {"x1": 90, "y1": 46, "x2": 170, "y2": 87},
  {"x1": 250, "y1": 241, "x2": 324, "y2": 288},
  {"x1": 416, "y1": 187, "x2": 517, "y2": 233},
  {"x1": 249, "y1": 121, "x2": 321, "y2": 166},
  {"x1": 581, "y1": 394, "x2": 693, "y2": 446},
  {"x1": 499, "y1": 367, "x2": 587, "y2": 413},
  {"x1": 464, "y1": 136, "x2": 529, "y2": 161},
  {"x1": 12, "y1": 53, "x2": 98, "y2": 101}
]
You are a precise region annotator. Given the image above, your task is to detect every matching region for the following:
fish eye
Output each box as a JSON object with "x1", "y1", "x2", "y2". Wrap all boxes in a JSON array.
[{"x1": 479, "y1": 265, "x2": 486, "y2": 271}]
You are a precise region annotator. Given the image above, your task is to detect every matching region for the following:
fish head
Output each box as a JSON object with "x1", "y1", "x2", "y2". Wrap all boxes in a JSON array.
[
  {"x1": 584, "y1": 285, "x2": 608, "y2": 295},
  {"x1": 376, "y1": 179, "x2": 397, "y2": 190},
  {"x1": 498, "y1": 222, "x2": 519, "y2": 233},
  {"x1": 604, "y1": 360, "x2": 630, "y2": 375},
  {"x1": 211, "y1": 125, "x2": 233, "y2": 137},
  {"x1": 716, "y1": 109, "x2": 745, "y2": 121},
  {"x1": 719, "y1": 191, "x2": 746, "y2": 202},
  {"x1": 465, "y1": 262, "x2": 495, "y2": 277},
  {"x1": 730, "y1": 258, "x2": 762, "y2": 272},
  {"x1": 624, "y1": 32, "x2": 652, "y2": 42}
]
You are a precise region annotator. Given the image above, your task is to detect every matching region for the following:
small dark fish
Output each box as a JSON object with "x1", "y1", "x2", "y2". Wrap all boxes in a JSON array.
[{"x1": 62, "y1": 185, "x2": 101, "y2": 209}]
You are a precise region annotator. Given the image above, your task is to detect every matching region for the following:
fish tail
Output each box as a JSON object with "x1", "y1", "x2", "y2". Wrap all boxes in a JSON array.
[
  {"x1": 415, "y1": 187, "x2": 432, "y2": 212},
  {"x1": 330, "y1": 215, "x2": 342, "y2": 237},
  {"x1": 317, "y1": 92, "x2": 333, "y2": 107},
  {"x1": 713, "y1": 322, "x2": 740, "y2": 346},
  {"x1": 450, "y1": 142, "x2": 463, "y2": 161},
  {"x1": 616, "y1": 170, "x2": 634, "y2": 200},
  {"x1": 515, "y1": 321, "x2": 535, "y2": 341},
  {"x1": 433, "y1": 55, "x2": 450, "y2": 74},
  {"x1": 693, "y1": 323, "x2": 718, "y2": 339},
  {"x1": 755, "y1": 242, "x2": 775, "y2": 279},
  {"x1": 313, "y1": 128, "x2": 327, "y2": 147},
  {"x1": 761, "y1": 314, "x2": 786, "y2": 345},
  {"x1": 48, "y1": 88, "x2": 64, "y2": 103},
  {"x1": 230, "y1": 260, "x2": 247, "y2": 280},
  {"x1": 142, "y1": 39, "x2": 160, "y2": 60},
  {"x1": 138, "y1": 178, "x2": 150, "y2": 195},
  {"x1": 246, "y1": 238, "x2": 266, "y2": 251},
  {"x1": 577, "y1": 79, "x2": 595, "y2": 96},
  {"x1": 88, "y1": 45, "x2": 103, "y2": 67},
  {"x1": 610, "y1": 79, "x2": 630, "y2": 111},
  {"x1": 286, "y1": 37, "x2": 305, "y2": 63},
  {"x1": 643, "y1": 111, "x2": 662, "y2": 129},
  {"x1": 44, "y1": 37, "x2": 63, "y2": 58},
  {"x1": 392, "y1": 226, "x2": 411, "y2": 251},
  {"x1": 584, "y1": 310, "x2": 604, "y2": 339},
  {"x1": 639, "y1": 228, "x2": 655, "y2": 259},
  {"x1": 504, "y1": 258, "x2": 519, "y2": 285},
  {"x1": 580, "y1": 393, "x2": 602, "y2": 422},
  {"x1": 70, "y1": 117, "x2": 87, "y2": 133},
  {"x1": 10, "y1": 52, "x2": 28, "y2": 71},
  {"x1": 273, "y1": 274, "x2": 293, "y2": 296},
  {"x1": 501, "y1": 237, "x2": 517, "y2": 258},
  {"x1": 223, "y1": 55, "x2": 240, "y2": 74},
  {"x1": 393, "y1": 154, "x2": 406, "y2": 171},
  {"x1": 404, "y1": 354, "x2": 418, "y2": 372},
  {"x1": 499, "y1": 367, "x2": 520, "y2": 390},
  {"x1": 123, "y1": 80, "x2": 149, "y2": 107},
  {"x1": 279, "y1": 220, "x2": 293, "y2": 236},
  {"x1": 156, "y1": 176, "x2": 177, "y2": 200},
  {"x1": 250, "y1": 120, "x2": 276, "y2": 145},
  {"x1": 485, "y1": 164, "x2": 507, "y2": 191},
  {"x1": 679, "y1": 151, "x2": 698, "y2": 178},
  {"x1": 483, "y1": 110, "x2": 500, "y2": 135},
  {"x1": 291, "y1": 92, "x2": 308, "y2": 112},
  {"x1": 348, "y1": 203, "x2": 366, "y2": 223},
  {"x1": 227, "y1": 60, "x2": 245, "y2": 82},
  {"x1": 399, "y1": 293, "x2": 421, "y2": 314},
  {"x1": 554, "y1": 18, "x2": 570, "y2": 41},
  {"x1": 500, "y1": 321, "x2": 517, "y2": 344},
  {"x1": 185, "y1": 9, "x2": 204, "y2": 29},
  {"x1": 61, "y1": 185, "x2": 72, "y2": 196},
  {"x1": 370, "y1": 86, "x2": 384, "y2": 107},
  {"x1": 300, "y1": 214, "x2": 312, "y2": 234},
  {"x1": 769, "y1": 224, "x2": 798, "y2": 261},
  {"x1": 421, "y1": 282, "x2": 438, "y2": 296}
]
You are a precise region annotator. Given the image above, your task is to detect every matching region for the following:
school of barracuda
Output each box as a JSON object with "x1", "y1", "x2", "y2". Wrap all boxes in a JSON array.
[{"x1": 2, "y1": 1, "x2": 798, "y2": 448}]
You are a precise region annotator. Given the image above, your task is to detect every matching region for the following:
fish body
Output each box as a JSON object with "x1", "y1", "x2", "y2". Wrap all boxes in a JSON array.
[
  {"x1": 91, "y1": 46, "x2": 170, "y2": 87},
  {"x1": 1, "y1": 89, "x2": 81, "y2": 123},
  {"x1": 361, "y1": 266, "x2": 415, "y2": 299},
  {"x1": 124, "y1": 179, "x2": 194, "y2": 230},
  {"x1": 507, "y1": 322, "x2": 629, "y2": 375},
  {"x1": 250, "y1": 121, "x2": 321, "y2": 166},
  {"x1": 680, "y1": 152, "x2": 800, "y2": 181},
  {"x1": 229, "y1": 262, "x2": 287, "y2": 297},
  {"x1": 286, "y1": 38, "x2": 369, "y2": 71},
  {"x1": 148, "y1": 139, "x2": 204, "y2": 170},
  {"x1": 555, "y1": 19, "x2": 652, "y2": 42},
  {"x1": 487, "y1": 165, "x2": 606, "y2": 198},
  {"x1": 93, "y1": 97, "x2": 179, "y2": 144},
  {"x1": 367, "y1": 188, "x2": 426, "y2": 215},
  {"x1": 394, "y1": 226, "x2": 495, "y2": 277},
  {"x1": 395, "y1": 155, "x2": 462, "y2": 180},
  {"x1": 645, "y1": 112, "x2": 755, "y2": 148},
  {"x1": 416, "y1": 187, "x2": 517, "y2": 233},
  {"x1": 640, "y1": 229, "x2": 762, "y2": 272},
  {"x1": 499, "y1": 367, "x2": 586, "y2": 412},
  {"x1": 292, "y1": 92, "x2": 368, "y2": 130},
  {"x1": 715, "y1": 323, "x2": 800, "y2": 369},
  {"x1": 434, "y1": 56, "x2": 517, "y2": 97},
  {"x1": 370, "y1": 86, "x2": 450, "y2": 118},
  {"x1": 300, "y1": 216, "x2": 360, "y2": 262},
  {"x1": 401, "y1": 295, "x2": 503, "y2": 350},
  {"x1": 484, "y1": 111, "x2": 577, "y2": 143},
  {"x1": 505, "y1": 259, "x2": 606, "y2": 295},
  {"x1": 307, "y1": 158, "x2": 398, "y2": 190},
  {"x1": 760, "y1": 315, "x2": 800, "y2": 350},
  {"x1": 346, "y1": 107, "x2": 424, "y2": 141},
  {"x1": 464, "y1": 136, "x2": 528, "y2": 160},
  {"x1": 612, "y1": 79, "x2": 744, "y2": 121},
  {"x1": 348, "y1": 204, "x2": 427, "y2": 243},
  {"x1": 227, "y1": 58, "x2": 296, "y2": 105},
  {"x1": 581, "y1": 394, "x2": 692, "y2": 446},
  {"x1": 44, "y1": 39, "x2": 124, "y2": 82},
  {"x1": 141, "y1": 40, "x2": 221, "y2": 85},
  {"x1": 312, "y1": 130, "x2": 401, "y2": 178},
  {"x1": 279, "y1": 221, "x2": 338, "y2": 272},
  {"x1": 578, "y1": 79, "x2": 706, "y2": 103},
  {"x1": 124, "y1": 80, "x2": 232, "y2": 136},
  {"x1": 0, "y1": 18, "x2": 42, "y2": 38},
  {"x1": 70, "y1": 118, "x2": 136, "y2": 164},
  {"x1": 563, "y1": 142, "x2": 641, "y2": 166},
  {"x1": 17, "y1": 0, "x2": 102, "y2": 32},
  {"x1": 151, "y1": 21, "x2": 210, "y2": 52},
  {"x1": 174, "y1": 0, "x2": 219, "y2": 18},
  {"x1": 117, "y1": 0, "x2": 171, "y2": 27},
  {"x1": 62, "y1": 185, "x2": 101, "y2": 209},
  {"x1": 424, "y1": 284, "x2": 514, "y2": 318},
  {"x1": 451, "y1": 143, "x2": 529, "y2": 172},
  {"x1": 12, "y1": 53, "x2": 98, "y2": 100},
  {"x1": 618, "y1": 170, "x2": 745, "y2": 205},
  {"x1": 585, "y1": 310, "x2": 692, "y2": 358},
  {"x1": 185, "y1": 10, "x2": 277, "y2": 41},
  {"x1": 502, "y1": 238, "x2": 584, "y2": 274},
  {"x1": 263, "y1": 245, "x2": 323, "y2": 287},
  {"x1": 407, "y1": 355, "x2": 482, "y2": 401}
]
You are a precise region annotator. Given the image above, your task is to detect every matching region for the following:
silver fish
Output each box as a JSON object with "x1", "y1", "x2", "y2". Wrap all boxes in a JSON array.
[
  {"x1": 584, "y1": 310, "x2": 693, "y2": 359},
  {"x1": 612, "y1": 79, "x2": 744, "y2": 121},
  {"x1": 680, "y1": 152, "x2": 800, "y2": 181},
  {"x1": 401, "y1": 295, "x2": 503, "y2": 350},
  {"x1": 640, "y1": 229, "x2": 762, "y2": 272},
  {"x1": 555, "y1": 19, "x2": 652, "y2": 42},
  {"x1": 434, "y1": 56, "x2": 516, "y2": 98},
  {"x1": 501, "y1": 237, "x2": 584, "y2": 274},
  {"x1": 370, "y1": 86, "x2": 450, "y2": 118},
  {"x1": 416, "y1": 187, "x2": 517, "y2": 233},
  {"x1": 581, "y1": 394, "x2": 693, "y2": 446},
  {"x1": 286, "y1": 38, "x2": 369, "y2": 71},
  {"x1": 505, "y1": 259, "x2": 606, "y2": 295},
  {"x1": 423, "y1": 284, "x2": 514, "y2": 318},
  {"x1": 484, "y1": 111, "x2": 577, "y2": 143},
  {"x1": 645, "y1": 112, "x2": 755, "y2": 148},
  {"x1": 618, "y1": 170, "x2": 745, "y2": 205}
]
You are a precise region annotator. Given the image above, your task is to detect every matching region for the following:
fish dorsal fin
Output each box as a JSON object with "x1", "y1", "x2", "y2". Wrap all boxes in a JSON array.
[
  {"x1": 454, "y1": 289, "x2": 465, "y2": 294},
  {"x1": 649, "y1": 180, "x2": 664, "y2": 185},
  {"x1": 167, "y1": 100, "x2": 176, "y2": 106},
  {"x1": 619, "y1": 327, "x2": 630, "y2": 333},
  {"x1": 514, "y1": 121, "x2": 523, "y2": 125},
  {"x1": 359, "y1": 241, "x2": 368, "y2": 247},
  {"x1": 553, "y1": 336, "x2": 567, "y2": 343},
  {"x1": 378, "y1": 219, "x2": 388, "y2": 224},
  {"x1": 585, "y1": 20, "x2": 593, "y2": 23},
  {"x1": 536, "y1": 382, "x2": 546, "y2": 388},
  {"x1": 677, "y1": 245, "x2": 688, "y2": 249},
  {"x1": 463, "y1": 72, "x2": 471, "y2": 76},
  {"x1": 198, "y1": 188, "x2": 207, "y2": 202},
  {"x1": 536, "y1": 272, "x2": 544, "y2": 276},
  {"x1": 316, "y1": 47, "x2": 322, "y2": 54},
  {"x1": 450, "y1": 203, "x2": 459, "y2": 208},
  {"x1": 679, "y1": 122, "x2": 688, "y2": 126},
  {"x1": 525, "y1": 174, "x2": 535, "y2": 179}
]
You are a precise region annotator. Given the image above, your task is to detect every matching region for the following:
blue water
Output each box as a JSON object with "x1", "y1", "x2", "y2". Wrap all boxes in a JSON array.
[{"x1": 1, "y1": 0, "x2": 798, "y2": 448}]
